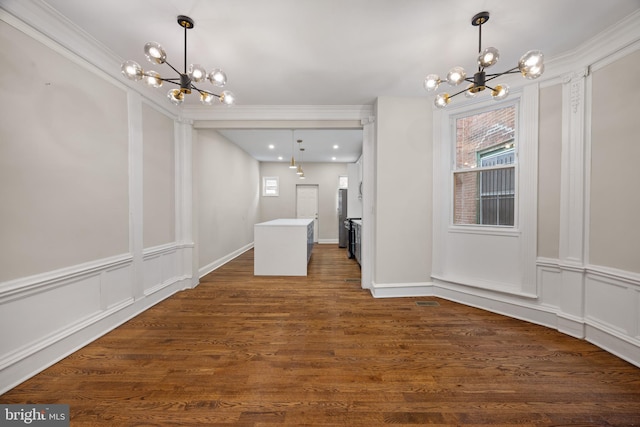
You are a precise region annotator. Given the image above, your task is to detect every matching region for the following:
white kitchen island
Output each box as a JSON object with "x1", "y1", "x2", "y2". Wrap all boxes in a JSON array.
[{"x1": 254, "y1": 218, "x2": 314, "y2": 276}]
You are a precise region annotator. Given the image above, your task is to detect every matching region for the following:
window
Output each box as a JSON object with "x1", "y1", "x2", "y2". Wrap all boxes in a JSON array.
[
  {"x1": 262, "y1": 176, "x2": 279, "y2": 197},
  {"x1": 453, "y1": 105, "x2": 516, "y2": 226},
  {"x1": 338, "y1": 175, "x2": 348, "y2": 189}
]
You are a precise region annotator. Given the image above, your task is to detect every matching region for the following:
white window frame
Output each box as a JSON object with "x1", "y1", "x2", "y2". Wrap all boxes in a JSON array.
[
  {"x1": 262, "y1": 176, "x2": 279, "y2": 197},
  {"x1": 451, "y1": 102, "x2": 519, "y2": 230}
]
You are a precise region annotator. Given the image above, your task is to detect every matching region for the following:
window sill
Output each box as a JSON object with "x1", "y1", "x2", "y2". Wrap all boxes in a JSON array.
[{"x1": 448, "y1": 225, "x2": 520, "y2": 237}]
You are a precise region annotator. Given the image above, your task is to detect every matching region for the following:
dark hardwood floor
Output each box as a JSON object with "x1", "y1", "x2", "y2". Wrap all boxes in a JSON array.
[{"x1": 2, "y1": 244, "x2": 640, "y2": 426}]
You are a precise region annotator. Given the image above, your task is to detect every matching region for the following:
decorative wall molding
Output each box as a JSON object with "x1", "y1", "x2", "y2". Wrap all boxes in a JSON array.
[
  {"x1": 360, "y1": 118, "x2": 375, "y2": 290},
  {"x1": 540, "y1": 10, "x2": 640, "y2": 82},
  {"x1": 559, "y1": 69, "x2": 588, "y2": 265},
  {"x1": 0, "y1": 253, "x2": 132, "y2": 304},
  {"x1": 174, "y1": 120, "x2": 196, "y2": 286},
  {"x1": 185, "y1": 104, "x2": 374, "y2": 122}
]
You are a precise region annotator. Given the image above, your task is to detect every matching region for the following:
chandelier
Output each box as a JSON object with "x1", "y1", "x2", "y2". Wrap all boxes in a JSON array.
[
  {"x1": 121, "y1": 15, "x2": 235, "y2": 106},
  {"x1": 424, "y1": 11, "x2": 544, "y2": 108}
]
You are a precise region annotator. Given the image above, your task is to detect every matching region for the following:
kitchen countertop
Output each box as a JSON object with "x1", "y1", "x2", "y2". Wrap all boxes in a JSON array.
[{"x1": 255, "y1": 219, "x2": 314, "y2": 227}]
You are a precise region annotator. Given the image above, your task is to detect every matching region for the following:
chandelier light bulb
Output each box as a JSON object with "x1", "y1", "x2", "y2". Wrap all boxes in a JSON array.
[
  {"x1": 446, "y1": 66, "x2": 466, "y2": 86},
  {"x1": 200, "y1": 92, "x2": 216, "y2": 105},
  {"x1": 219, "y1": 90, "x2": 235, "y2": 105},
  {"x1": 478, "y1": 47, "x2": 500, "y2": 68},
  {"x1": 144, "y1": 70, "x2": 163, "y2": 88},
  {"x1": 519, "y1": 50, "x2": 545, "y2": 79},
  {"x1": 491, "y1": 84, "x2": 510, "y2": 100},
  {"x1": 167, "y1": 89, "x2": 185, "y2": 105},
  {"x1": 143, "y1": 42, "x2": 167, "y2": 64},
  {"x1": 208, "y1": 69, "x2": 227, "y2": 87},
  {"x1": 423, "y1": 74, "x2": 441, "y2": 91},
  {"x1": 434, "y1": 93, "x2": 450, "y2": 109},
  {"x1": 464, "y1": 84, "x2": 478, "y2": 99},
  {"x1": 188, "y1": 64, "x2": 207, "y2": 82},
  {"x1": 121, "y1": 60, "x2": 144, "y2": 81}
]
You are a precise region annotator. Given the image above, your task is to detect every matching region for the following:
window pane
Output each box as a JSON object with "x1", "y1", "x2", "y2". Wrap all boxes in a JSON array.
[
  {"x1": 454, "y1": 171, "x2": 479, "y2": 225},
  {"x1": 262, "y1": 176, "x2": 279, "y2": 197},
  {"x1": 454, "y1": 167, "x2": 515, "y2": 226},
  {"x1": 455, "y1": 106, "x2": 516, "y2": 169},
  {"x1": 454, "y1": 104, "x2": 516, "y2": 227}
]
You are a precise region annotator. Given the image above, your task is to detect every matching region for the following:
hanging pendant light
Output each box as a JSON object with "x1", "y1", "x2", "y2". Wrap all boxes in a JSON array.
[
  {"x1": 297, "y1": 147, "x2": 305, "y2": 178},
  {"x1": 121, "y1": 15, "x2": 235, "y2": 106},
  {"x1": 296, "y1": 140, "x2": 304, "y2": 175},
  {"x1": 423, "y1": 11, "x2": 544, "y2": 108},
  {"x1": 289, "y1": 131, "x2": 297, "y2": 169}
]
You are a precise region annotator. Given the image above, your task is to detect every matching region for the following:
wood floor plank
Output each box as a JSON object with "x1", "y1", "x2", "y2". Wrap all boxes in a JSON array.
[{"x1": 2, "y1": 244, "x2": 640, "y2": 426}]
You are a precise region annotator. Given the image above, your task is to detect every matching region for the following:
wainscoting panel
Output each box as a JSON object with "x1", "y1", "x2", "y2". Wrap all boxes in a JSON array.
[
  {"x1": 0, "y1": 248, "x2": 192, "y2": 395},
  {"x1": 414, "y1": 259, "x2": 640, "y2": 368},
  {"x1": 142, "y1": 244, "x2": 181, "y2": 295},
  {"x1": 583, "y1": 267, "x2": 640, "y2": 365},
  {"x1": 537, "y1": 261, "x2": 562, "y2": 309},
  {"x1": 585, "y1": 273, "x2": 633, "y2": 335},
  {"x1": 0, "y1": 273, "x2": 102, "y2": 363},
  {"x1": 102, "y1": 261, "x2": 134, "y2": 310}
]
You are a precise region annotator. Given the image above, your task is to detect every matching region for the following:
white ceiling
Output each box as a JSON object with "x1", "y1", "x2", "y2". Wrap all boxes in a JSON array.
[
  {"x1": 37, "y1": 0, "x2": 640, "y2": 162},
  {"x1": 217, "y1": 129, "x2": 364, "y2": 163}
]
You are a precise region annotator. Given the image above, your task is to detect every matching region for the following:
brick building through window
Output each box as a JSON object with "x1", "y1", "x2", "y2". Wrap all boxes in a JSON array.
[{"x1": 453, "y1": 105, "x2": 516, "y2": 226}]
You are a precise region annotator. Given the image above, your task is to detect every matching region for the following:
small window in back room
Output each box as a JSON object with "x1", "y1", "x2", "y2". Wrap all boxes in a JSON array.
[{"x1": 262, "y1": 176, "x2": 279, "y2": 197}]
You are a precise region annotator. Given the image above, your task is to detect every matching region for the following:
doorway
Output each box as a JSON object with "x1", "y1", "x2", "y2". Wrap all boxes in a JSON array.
[{"x1": 296, "y1": 184, "x2": 319, "y2": 243}]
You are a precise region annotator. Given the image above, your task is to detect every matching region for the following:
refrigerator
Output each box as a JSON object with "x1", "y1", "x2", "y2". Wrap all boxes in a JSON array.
[{"x1": 338, "y1": 189, "x2": 348, "y2": 247}]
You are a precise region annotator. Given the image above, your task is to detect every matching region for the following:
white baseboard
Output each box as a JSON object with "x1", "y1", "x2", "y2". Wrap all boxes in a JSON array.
[
  {"x1": 318, "y1": 239, "x2": 338, "y2": 244},
  {"x1": 198, "y1": 243, "x2": 253, "y2": 278},
  {"x1": 371, "y1": 268, "x2": 640, "y2": 368},
  {"x1": 370, "y1": 281, "x2": 434, "y2": 298}
]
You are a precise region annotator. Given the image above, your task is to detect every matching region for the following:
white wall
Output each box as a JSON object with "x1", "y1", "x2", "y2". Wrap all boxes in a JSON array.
[
  {"x1": 142, "y1": 103, "x2": 176, "y2": 248},
  {"x1": 0, "y1": 19, "x2": 129, "y2": 282},
  {"x1": 537, "y1": 84, "x2": 562, "y2": 259},
  {"x1": 590, "y1": 49, "x2": 640, "y2": 273},
  {"x1": 259, "y1": 162, "x2": 348, "y2": 243},
  {"x1": 194, "y1": 129, "x2": 260, "y2": 276},
  {"x1": 371, "y1": 97, "x2": 432, "y2": 292}
]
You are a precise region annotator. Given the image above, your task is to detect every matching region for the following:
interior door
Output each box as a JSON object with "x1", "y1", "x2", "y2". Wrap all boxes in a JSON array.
[{"x1": 296, "y1": 184, "x2": 319, "y2": 242}]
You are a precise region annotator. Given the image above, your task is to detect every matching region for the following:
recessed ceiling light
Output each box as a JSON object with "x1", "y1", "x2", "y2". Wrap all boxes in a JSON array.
[
  {"x1": 268, "y1": 144, "x2": 275, "y2": 149},
  {"x1": 332, "y1": 157, "x2": 337, "y2": 161},
  {"x1": 333, "y1": 145, "x2": 339, "y2": 149},
  {"x1": 277, "y1": 156, "x2": 283, "y2": 160}
]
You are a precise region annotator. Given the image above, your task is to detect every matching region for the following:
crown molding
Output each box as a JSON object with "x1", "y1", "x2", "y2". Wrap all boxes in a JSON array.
[
  {"x1": 544, "y1": 9, "x2": 640, "y2": 80},
  {"x1": 0, "y1": 0, "x2": 177, "y2": 116},
  {"x1": 183, "y1": 104, "x2": 375, "y2": 122}
]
